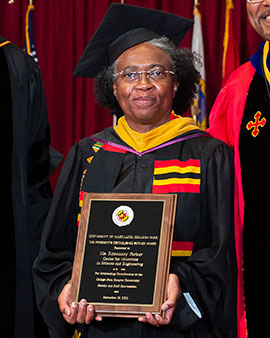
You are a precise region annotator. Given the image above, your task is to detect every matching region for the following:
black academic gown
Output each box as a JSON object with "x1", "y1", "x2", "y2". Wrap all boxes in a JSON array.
[
  {"x1": 33, "y1": 127, "x2": 237, "y2": 338},
  {"x1": 0, "y1": 36, "x2": 53, "y2": 338},
  {"x1": 239, "y1": 71, "x2": 270, "y2": 336}
]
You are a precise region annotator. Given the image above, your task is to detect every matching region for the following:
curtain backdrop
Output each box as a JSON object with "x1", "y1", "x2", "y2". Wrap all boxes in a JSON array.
[{"x1": 0, "y1": 0, "x2": 263, "y2": 185}]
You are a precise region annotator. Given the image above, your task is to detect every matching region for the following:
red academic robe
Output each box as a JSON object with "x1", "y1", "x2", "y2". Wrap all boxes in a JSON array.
[{"x1": 207, "y1": 61, "x2": 256, "y2": 338}]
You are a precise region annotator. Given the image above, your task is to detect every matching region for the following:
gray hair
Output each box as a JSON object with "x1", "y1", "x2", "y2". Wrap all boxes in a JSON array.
[
  {"x1": 148, "y1": 36, "x2": 179, "y2": 76},
  {"x1": 111, "y1": 36, "x2": 181, "y2": 81},
  {"x1": 94, "y1": 37, "x2": 201, "y2": 117}
]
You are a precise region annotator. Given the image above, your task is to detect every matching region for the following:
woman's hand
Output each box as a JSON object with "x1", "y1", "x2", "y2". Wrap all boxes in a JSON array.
[
  {"x1": 138, "y1": 273, "x2": 181, "y2": 327},
  {"x1": 58, "y1": 281, "x2": 102, "y2": 324}
]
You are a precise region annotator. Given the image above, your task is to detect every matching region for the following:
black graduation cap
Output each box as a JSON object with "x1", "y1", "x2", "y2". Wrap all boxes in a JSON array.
[{"x1": 73, "y1": 3, "x2": 193, "y2": 78}]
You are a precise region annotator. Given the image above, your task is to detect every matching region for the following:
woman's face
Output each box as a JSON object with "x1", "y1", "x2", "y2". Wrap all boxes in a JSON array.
[{"x1": 113, "y1": 42, "x2": 179, "y2": 133}]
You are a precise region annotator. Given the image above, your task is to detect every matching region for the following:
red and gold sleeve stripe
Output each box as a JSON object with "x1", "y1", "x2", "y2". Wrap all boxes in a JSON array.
[
  {"x1": 153, "y1": 181, "x2": 200, "y2": 193},
  {"x1": 172, "y1": 241, "x2": 194, "y2": 257},
  {"x1": 152, "y1": 159, "x2": 201, "y2": 193},
  {"x1": 77, "y1": 190, "x2": 87, "y2": 226},
  {"x1": 154, "y1": 159, "x2": 200, "y2": 174}
]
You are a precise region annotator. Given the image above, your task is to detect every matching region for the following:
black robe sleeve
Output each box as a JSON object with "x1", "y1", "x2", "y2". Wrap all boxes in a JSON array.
[
  {"x1": 33, "y1": 141, "x2": 88, "y2": 337},
  {"x1": 170, "y1": 140, "x2": 237, "y2": 337},
  {"x1": 1, "y1": 38, "x2": 55, "y2": 338},
  {"x1": 26, "y1": 56, "x2": 54, "y2": 263}
]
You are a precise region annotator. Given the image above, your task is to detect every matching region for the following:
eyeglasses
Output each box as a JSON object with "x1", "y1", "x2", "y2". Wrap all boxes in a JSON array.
[
  {"x1": 114, "y1": 69, "x2": 175, "y2": 83},
  {"x1": 247, "y1": 0, "x2": 264, "y2": 4}
]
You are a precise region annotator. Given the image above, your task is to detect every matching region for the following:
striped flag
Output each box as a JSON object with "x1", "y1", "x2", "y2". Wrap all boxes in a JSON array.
[
  {"x1": 25, "y1": 4, "x2": 38, "y2": 62},
  {"x1": 222, "y1": 0, "x2": 240, "y2": 86},
  {"x1": 191, "y1": 2, "x2": 207, "y2": 130}
]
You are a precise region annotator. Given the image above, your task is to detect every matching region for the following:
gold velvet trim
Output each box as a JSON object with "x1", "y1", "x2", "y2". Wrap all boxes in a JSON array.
[{"x1": 114, "y1": 114, "x2": 200, "y2": 152}]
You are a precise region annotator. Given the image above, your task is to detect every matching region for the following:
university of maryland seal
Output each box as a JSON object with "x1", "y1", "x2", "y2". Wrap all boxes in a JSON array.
[{"x1": 112, "y1": 205, "x2": 134, "y2": 227}]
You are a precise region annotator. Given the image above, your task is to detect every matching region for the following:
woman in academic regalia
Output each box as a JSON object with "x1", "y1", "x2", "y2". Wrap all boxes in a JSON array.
[{"x1": 33, "y1": 4, "x2": 237, "y2": 338}]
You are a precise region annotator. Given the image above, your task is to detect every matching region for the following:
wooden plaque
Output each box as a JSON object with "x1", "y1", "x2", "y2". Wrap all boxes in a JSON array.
[{"x1": 70, "y1": 193, "x2": 177, "y2": 317}]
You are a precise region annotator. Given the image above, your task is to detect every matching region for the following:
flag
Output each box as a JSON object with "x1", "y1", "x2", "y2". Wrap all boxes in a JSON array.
[
  {"x1": 25, "y1": 4, "x2": 38, "y2": 62},
  {"x1": 222, "y1": 0, "x2": 240, "y2": 86},
  {"x1": 191, "y1": 2, "x2": 207, "y2": 130}
]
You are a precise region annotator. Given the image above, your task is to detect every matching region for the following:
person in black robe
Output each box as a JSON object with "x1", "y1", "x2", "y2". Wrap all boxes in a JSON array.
[
  {"x1": 207, "y1": 2, "x2": 270, "y2": 337},
  {"x1": 0, "y1": 36, "x2": 60, "y2": 338},
  {"x1": 33, "y1": 4, "x2": 237, "y2": 338}
]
